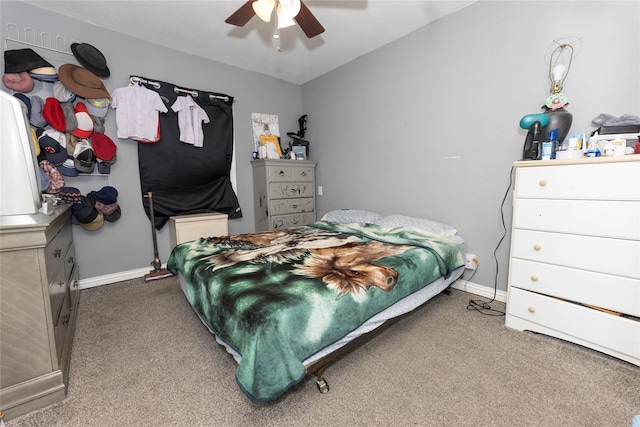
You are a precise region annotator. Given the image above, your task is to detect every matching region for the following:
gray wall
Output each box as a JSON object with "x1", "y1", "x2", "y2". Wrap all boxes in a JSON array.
[
  {"x1": 303, "y1": 1, "x2": 639, "y2": 293},
  {"x1": 2, "y1": 1, "x2": 638, "y2": 295},
  {"x1": 1, "y1": 1, "x2": 304, "y2": 279}
]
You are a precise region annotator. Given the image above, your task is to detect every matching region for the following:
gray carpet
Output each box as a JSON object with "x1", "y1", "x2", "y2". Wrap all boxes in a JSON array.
[{"x1": 7, "y1": 276, "x2": 640, "y2": 426}]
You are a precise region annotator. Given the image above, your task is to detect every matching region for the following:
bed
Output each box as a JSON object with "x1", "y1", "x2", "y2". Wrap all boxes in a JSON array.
[{"x1": 166, "y1": 210, "x2": 465, "y2": 402}]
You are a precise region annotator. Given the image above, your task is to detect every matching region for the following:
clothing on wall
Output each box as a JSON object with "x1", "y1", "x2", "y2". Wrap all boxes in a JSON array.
[
  {"x1": 129, "y1": 76, "x2": 241, "y2": 229},
  {"x1": 171, "y1": 95, "x2": 210, "y2": 147},
  {"x1": 111, "y1": 83, "x2": 167, "y2": 141}
]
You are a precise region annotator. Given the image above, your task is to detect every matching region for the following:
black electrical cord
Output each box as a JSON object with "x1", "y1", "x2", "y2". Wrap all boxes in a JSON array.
[{"x1": 466, "y1": 165, "x2": 515, "y2": 316}]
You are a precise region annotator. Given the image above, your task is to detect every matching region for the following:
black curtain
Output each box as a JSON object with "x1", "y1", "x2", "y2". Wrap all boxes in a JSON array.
[{"x1": 134, "y1": 76, "x2": 242, "y2": 229}]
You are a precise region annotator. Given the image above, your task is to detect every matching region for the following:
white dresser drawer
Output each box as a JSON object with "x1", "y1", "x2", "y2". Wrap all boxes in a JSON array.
[
  {"x1": 515, "y1": 162, "x2": 640, "y2": 200},
  {"x1": 511, "y1": 229, "x2": 640, "y2": 279},
  {"x1": 513, "y1": 199, "x2": 640, "y2": 239},
  {"x1": 270, "y1": 197, "x2": 315, "y2": 215},
  {"x1": 506, "y1": 287, "x2": 640, "y2": 363},
  {"x1": 509, "y1": 258, "x2": 640, "y2": 316},
  {"x1": 269, "y1": 182, "x2": 315, "y2": 199}
]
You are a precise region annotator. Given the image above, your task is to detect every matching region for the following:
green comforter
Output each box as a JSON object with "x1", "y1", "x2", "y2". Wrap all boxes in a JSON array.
[{"x1": 167, "y1": 221, "x2": 463, "y2": 402}]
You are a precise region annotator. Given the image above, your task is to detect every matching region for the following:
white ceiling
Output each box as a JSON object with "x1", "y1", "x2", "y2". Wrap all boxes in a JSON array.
[{"x1": 21, "y1": 0, "x2": 476, "y2": 85}]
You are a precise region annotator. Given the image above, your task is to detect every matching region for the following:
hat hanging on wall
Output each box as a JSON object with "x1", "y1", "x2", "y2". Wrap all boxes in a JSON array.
[
  {"x1": 30, "y1": 95, "x2": 48, "y2": 128},
  {"x1": 71, "y1": 43, "x2": 110, "y2": 78},
  {"x1": 71, "y1": 102, "x2": 94, "y2": 139},
  {"x1": 42, "y1": 98, "x2": 67, "y2": 133},
  {"x1": 29, "y1": 66, "x2": 58, "y2": 82},
  {"x1": 4, "y1": 48, "x2": 53, "y2": 73},
  {"x1": 59, "y1": 64, "x2": 111, "y2": 99},
  {"x1": 2, "y1": 71, "x2": 34, "y2": 93},
  {"x1": 52, "y1": 81, "x2": 76, "y2": 103}
]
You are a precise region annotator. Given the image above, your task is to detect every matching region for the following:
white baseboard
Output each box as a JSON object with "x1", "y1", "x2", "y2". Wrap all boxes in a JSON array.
[
  {"x1": 451, "y1": 279, "x2": 507, "y2": 303},
  {"x1": 80, "y1": 268, "x2": 507, "y2": 304},
  {"x1": 78, "y1": 266, "x2": 161, "y2": 289}
]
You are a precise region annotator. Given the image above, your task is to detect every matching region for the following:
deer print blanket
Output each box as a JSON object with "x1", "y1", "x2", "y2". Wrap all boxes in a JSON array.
[{"x1": 167, "y1": 221, "x2": 464, "y2": 402}]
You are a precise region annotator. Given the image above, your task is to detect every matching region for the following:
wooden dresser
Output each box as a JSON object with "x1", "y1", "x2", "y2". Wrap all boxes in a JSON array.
[
  {"x1": 252, "y1": 159, "x2": 316, "y2": 232},
  {"x1": 505, "y1": 155, "x2": 640, "y2": 366},
  {"x1": 0, "y1": 205, "x2": 80, "y2": 420}
]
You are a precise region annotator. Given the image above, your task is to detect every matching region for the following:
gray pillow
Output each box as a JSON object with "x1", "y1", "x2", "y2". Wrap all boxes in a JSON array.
[
  {"x1": 375, "y1": 214, "x2": 457, "y2": 236},
  {"x1": 322, "y1": 209, "x2": 383, "y2": 224}
]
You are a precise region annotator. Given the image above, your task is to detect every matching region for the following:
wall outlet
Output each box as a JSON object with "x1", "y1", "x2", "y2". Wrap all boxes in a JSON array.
[
  {"x1": 464, "y1": 253, "x2": 478, "y2": 270},
  {"x1": 317, "y1": 186, "x2": 323, "y2": 196}
]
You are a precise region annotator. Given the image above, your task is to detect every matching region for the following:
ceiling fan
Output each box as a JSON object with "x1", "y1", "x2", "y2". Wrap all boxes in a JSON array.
[{"x1": 225, "y1": 0, "x2": 325, "y2": 39}]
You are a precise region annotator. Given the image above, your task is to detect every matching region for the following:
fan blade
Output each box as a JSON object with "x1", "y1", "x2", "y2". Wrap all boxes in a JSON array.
[
  {"x1": 225, "y1": 0, "x2": 257, "y2": 27},
  {"x1": 295, "y1": 1, "x2": 325, "y2": 38}
]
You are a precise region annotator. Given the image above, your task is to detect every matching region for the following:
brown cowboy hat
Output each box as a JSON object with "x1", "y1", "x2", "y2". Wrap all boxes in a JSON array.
[{"x1": 58, "y1": 64, "x2": 110, "y2": 99}]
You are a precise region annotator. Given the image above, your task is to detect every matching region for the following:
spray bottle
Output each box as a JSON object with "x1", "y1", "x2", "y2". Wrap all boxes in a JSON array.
[{"x1": 541, "y1": 128, "x2": 559, "y2": 160}]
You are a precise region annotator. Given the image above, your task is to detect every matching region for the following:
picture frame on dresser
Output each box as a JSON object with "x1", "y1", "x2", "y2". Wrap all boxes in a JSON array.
[{"x1": 292, "y1": 145, "x2": 307, "y2": 160}]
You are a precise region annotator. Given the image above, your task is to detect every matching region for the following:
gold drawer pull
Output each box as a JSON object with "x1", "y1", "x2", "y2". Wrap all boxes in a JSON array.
[
  {"x1": 301, "y1": 171, "x2": 307, "y2": 176},
  {"x1": 528, "y1": 306, "x2": 536, "y2": 313},
  {"x1": 279, "y1": 170, "x2": 285, "y2": 176},
  {"x1": 533, "y1": 244, "x2": 541, "y2": 251},
  {"x1": 539, "y1": 179, "x2": 547, "y2": 187},
  {"x1": 531, "y1": 275, "x2": 539, "y2": 281}
]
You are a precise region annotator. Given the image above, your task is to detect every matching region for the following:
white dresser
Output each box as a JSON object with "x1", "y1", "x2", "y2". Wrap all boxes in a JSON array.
[
  {"x1": 505, "y1": 156, "x2": 640, "y2": 366},
  {"x1": 252, "y1": 159, "x2": 316, "y2": 232},
  {"x1": 0, "y1": 205, "x2": 80, "y2": 420}
]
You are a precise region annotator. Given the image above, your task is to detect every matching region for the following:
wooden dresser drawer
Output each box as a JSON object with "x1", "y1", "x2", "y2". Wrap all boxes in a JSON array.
[
  {"x1": 63, "y1": 242, "x2": 76, "y2": 282},
  {"x1": 269, "y1": 182, "x2": 315, "y2": 199},
  {"x1": 271, "y1": 213, "x2": 316, "y2": 230},
  {"x1": 270, "y1": 197, "x2": 315, "y2": 216},
  {"x1": 49, "y1": 263, "x2": 67, "y2": 323},
  {"x1": 268, "y1": 166, "x2": 294, "y2": 182},
  {"x1": 54, "y1": 292, "x2": 71, "y2": 362},
  {"x1": 511, "y1": 229, "x2": 640, "y2": 279},
  {"x1": 44, "y1": 224, "x2": 72, "y2": 282},
  {"x1": 515, "y1": 161, "x2": 640, "y2": 200},
  {"x1": 267, "y1": 165, "x2": 315, "y2": 182},
  {"x1": 292, "y1": 166, "x2": 314, "y2": 182},
  {"x1": 513, "y1": 199, "x2": 640, "y2": 239},
  {"x1": 506, "y1": 287, "x2": 640, "y2": 363},
  {"x1": 509, "y1": 258, "x2": 640, "y2": 316}
]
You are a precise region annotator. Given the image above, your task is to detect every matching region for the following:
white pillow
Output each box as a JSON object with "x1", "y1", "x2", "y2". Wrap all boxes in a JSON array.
[
  {"x1": 375, "y1": 214, "x2": 458, "y2": 237},
  {"x1": 322, "y1": 209, "x2": 383, "y2": 224}
]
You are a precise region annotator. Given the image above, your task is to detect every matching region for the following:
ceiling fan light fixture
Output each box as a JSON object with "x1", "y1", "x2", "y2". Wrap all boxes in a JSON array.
[
  {"x1": 277, "y1": 15, "x2": 296, "y2": 29},
  {"x1": 278, "y1": 0, "x2": 301, "y2": 19},
  {"x1": 253, "y1": 0, "x2": 275, "y2": 22}
]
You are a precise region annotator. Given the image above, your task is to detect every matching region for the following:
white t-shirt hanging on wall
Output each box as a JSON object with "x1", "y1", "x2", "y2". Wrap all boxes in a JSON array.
[
  {"x1": 171, "y1": 96, "x2": 210, "y2": 147},
  {"x1": 111, "y1": 84, "x2": 168, "y2": 141}
]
